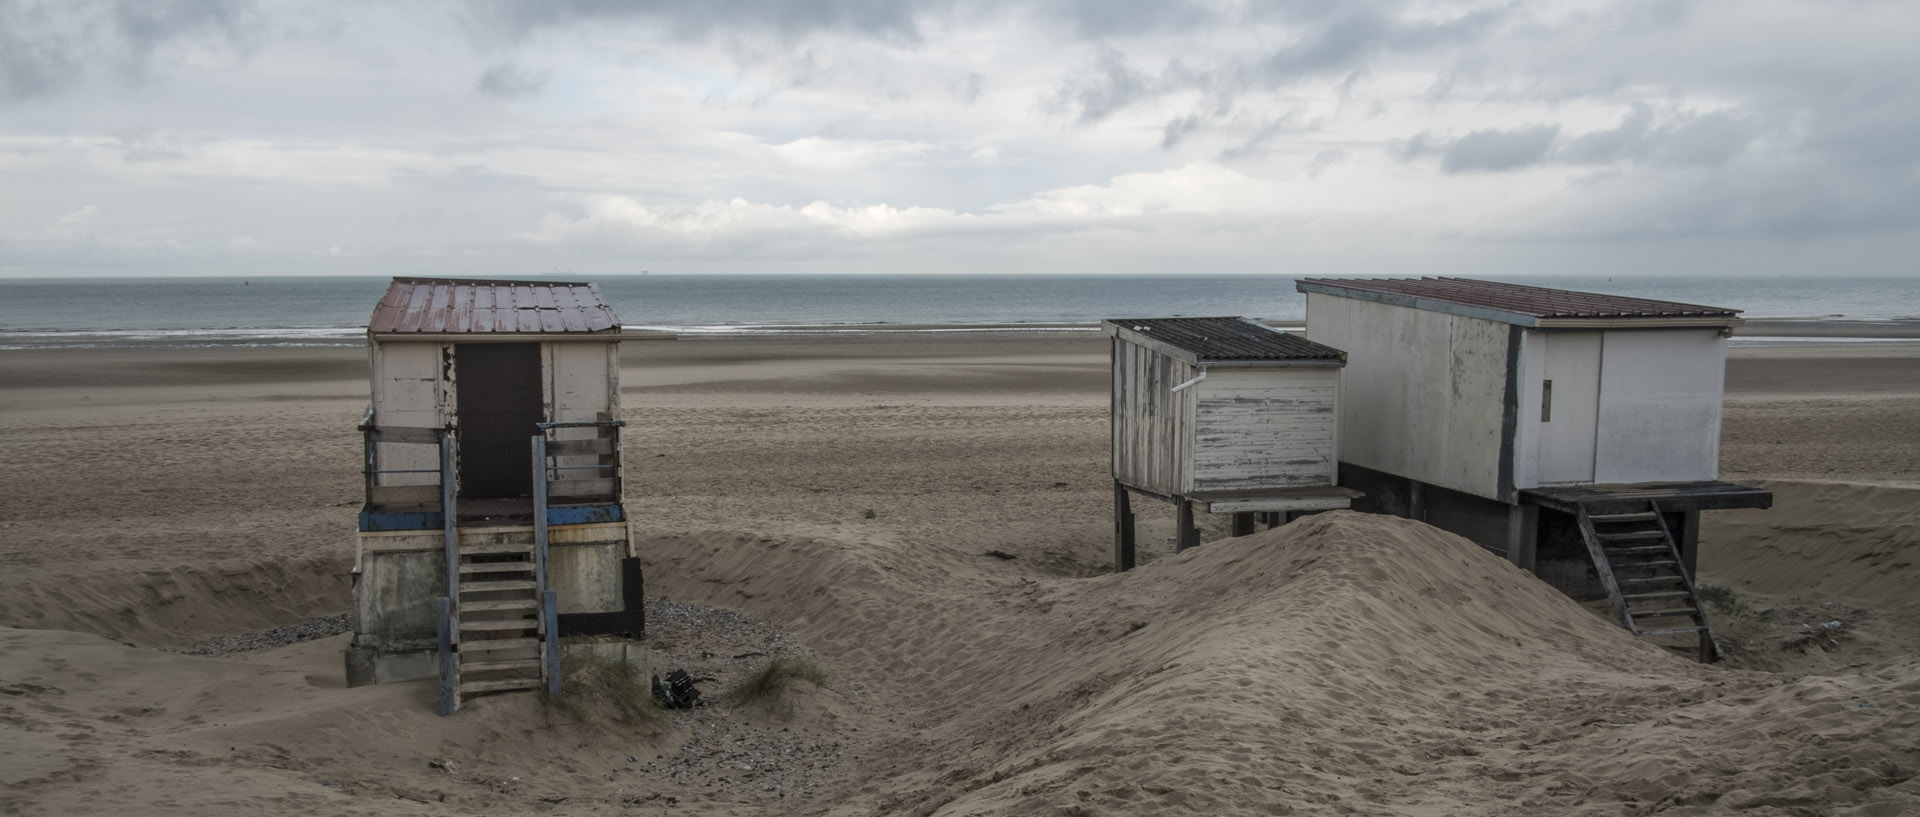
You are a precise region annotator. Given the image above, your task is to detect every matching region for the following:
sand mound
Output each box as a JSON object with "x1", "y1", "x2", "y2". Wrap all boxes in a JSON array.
[
  {"x1": 0, "y1": 556, "x2": 350, "y2": 647},
  {"x1": 6, "y1": 511, "x2": 1917, "y2": 815},
  {"x1": 1704, "y1": 480, "x2": 1920, "y2": 609},
  {"x1": 646, "y1": 512, "x2": 1920, "y2": 815}
]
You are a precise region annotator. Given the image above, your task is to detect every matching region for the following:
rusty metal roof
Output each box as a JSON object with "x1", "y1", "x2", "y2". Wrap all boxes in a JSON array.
[
  {"x1": 1105, "y1": 317, "x2": 1346, "y2": 364},
  {"x1": 367, "y1": 278, "x2": 621, "y2": 335},
  {"x1": 1296, "y1": 277, "x2": 1741, "y2": 327}
]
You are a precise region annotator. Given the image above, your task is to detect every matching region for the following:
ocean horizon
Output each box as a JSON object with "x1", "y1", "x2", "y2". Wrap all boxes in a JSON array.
[{"x1": 1, "y1": 273, "x2": 1914, "y2": 350}]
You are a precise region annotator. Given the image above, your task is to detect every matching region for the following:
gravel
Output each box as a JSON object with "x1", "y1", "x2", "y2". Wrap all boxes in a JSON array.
[
  {"x1": 637, "y1": 598, "x2": 847, "y2": 799},
  {"x1": 169, "y1": 613, "x2": 351, "y2": 657}
]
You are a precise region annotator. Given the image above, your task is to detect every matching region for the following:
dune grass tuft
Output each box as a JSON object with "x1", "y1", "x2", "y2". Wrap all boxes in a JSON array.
[
  {"x1": 730, "y1": 656, "x2": 829, "y2": 705},
  {"x1": 542, "y1": 653, "x2": 666, "y2": 731}
]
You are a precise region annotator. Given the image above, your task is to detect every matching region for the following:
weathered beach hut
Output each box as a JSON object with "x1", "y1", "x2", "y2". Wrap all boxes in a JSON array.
[
  {"x1": 1296, "y1": 277, "x2": 1772, "y2": 659},
  {"x1": 1105, "y1": 317, "x2": 1359, "y2": 571},
  {"x1": 346, "y1": 277, "x2": 647, "y2": 713}
]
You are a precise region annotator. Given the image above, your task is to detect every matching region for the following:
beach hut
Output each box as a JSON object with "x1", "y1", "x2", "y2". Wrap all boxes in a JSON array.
[
  {"x1": 1295, "y1": 276, "x2": 1772, "y2": 660},
  {"x1": 1105, "y1": 317, "x2": 1360, "y2": 571},
  {"x1": 346, "y1": 277, "x2": 647, "y2": 714}
]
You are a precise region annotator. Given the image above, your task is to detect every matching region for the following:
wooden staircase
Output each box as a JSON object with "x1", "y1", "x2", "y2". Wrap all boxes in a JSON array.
[
  {"x1": 435, "y1": 434, "x2": 564, "y2": 715},
  {"x1": 1576, "y1": 500, "x2": 1721, "y2": 662}
]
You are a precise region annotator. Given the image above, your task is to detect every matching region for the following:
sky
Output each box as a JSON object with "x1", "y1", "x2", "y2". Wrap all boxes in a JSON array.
[{"x1": 1, "y1": 0, "x2": 1916, "y2": 278}]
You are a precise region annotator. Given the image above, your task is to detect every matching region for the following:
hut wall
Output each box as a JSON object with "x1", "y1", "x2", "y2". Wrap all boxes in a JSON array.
[
  {"x1": 1111, "y1": 338, "x2": 1197, "y2": 497},
  {"x1": 1305, "y1": 293, "x2": 1512, "y2": 502},
  {"x1": 543, "y1": 341, "x2": 624, "y2": 506},
  {"x1": 1188, "y1": 367, "x2": 1339, "y2": 493},
  {"x1": 1592, "y1": 328, "x2": 1725, "y2": 483},
  {"x1": 1512, "y1": 327, "x2": 1725, "y2": 488},
  {"x1": 370, "y1": 341, "x2": 447, "y2": 487}
]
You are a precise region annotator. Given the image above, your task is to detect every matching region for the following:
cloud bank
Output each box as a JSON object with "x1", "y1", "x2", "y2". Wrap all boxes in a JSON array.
[{"x1": 0, "y1": 0, "x2": 1914, "y2": 277}]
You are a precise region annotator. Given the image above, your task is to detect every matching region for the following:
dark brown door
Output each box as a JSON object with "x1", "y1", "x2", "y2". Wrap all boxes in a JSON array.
[{"x1": 455, "y1": 342, "x2": 543, "y2": 500}]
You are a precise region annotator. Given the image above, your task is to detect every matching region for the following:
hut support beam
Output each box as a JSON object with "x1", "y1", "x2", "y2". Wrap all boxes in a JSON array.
[
  {"x1": 1505, "y1": 504, "x2": 1538, "y2": 571},
  {"x1": 1176, "y1": 498, "x2": 1199, "y2": 553},
  {"x1": 1231, "y1": 512, "x2": 1256, "y2": 537},
  {"x1": 1112, "y1": 481, "x2": 1137, "y2": 573}
]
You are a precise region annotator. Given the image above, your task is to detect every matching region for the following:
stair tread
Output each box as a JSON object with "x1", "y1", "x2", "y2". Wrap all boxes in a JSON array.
[
  {"x1": 461, "y1": 579, "x2": 538, "y2": 592},
  {"x1": 1591, "y1": 512, "x2": 1659, "y2": 522},
  {"x1": 1622, "y1": 590, "x2": 1692, "y2": 601},
  {"x1": 1630, "y1": 608, "x2": 1703, "y2": 618},
  {"x1": 462, "y1": 599, "x2": 538, "y2": 612},
  {"x1": 458, "y1": 618, "x2": 538, "y2": 632},
  {"x1": 1605, "y1": 545, "x2": 1672, "y2": 555},
  {"x1": 459, "y1": 542, "x2": 534, "y2": 554},
  {"x1": 1640, "y1": 626, "x2": 1709, "y2": 637},
  {"x1": 1617, "y1": 576, "x2": 1688, "y2": 585},
  {"x1": 461, "y1": 677, "x2": 541, "y2": 694},
  {"x1": 1598, "y1": 530, "x2": 1666, "y2": 541},
  {"x1": 459, "y1": 637, "x2": 540, "y2": 652},
  {"x1": 459, "y1": 561, "x2": 535, "y2": 574},
  {"x1": 460, "y1": 658, "x2": 542, "y2": 672}
]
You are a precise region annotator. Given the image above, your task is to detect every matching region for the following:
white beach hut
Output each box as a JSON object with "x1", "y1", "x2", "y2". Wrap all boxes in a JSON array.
[
  {"x1": 1296, "y1": 277, "x2": 1772, "y2": 659},
  {"x1": 347, "y1": 277, "x2": 646, "y2": 713}
]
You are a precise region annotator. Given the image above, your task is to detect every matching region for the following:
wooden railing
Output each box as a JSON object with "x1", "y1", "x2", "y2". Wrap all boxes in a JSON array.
[
  {"x1": 535, "y1": 418, "x2": 625, "y2": 504},
  {"x1": 359, "y1": 406, "x2": 453, "y2": 510}
]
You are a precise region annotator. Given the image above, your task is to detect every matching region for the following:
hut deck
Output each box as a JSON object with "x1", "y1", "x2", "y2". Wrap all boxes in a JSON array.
[
  {"x1": 1119, "y1": 483, "x2": 1362, "y2": 514},
  {"x1": 1522, "y1": 481, "x2": 1772, "y2": 515}
]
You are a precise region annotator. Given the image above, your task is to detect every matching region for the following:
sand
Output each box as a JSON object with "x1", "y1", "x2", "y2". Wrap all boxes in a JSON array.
[{"x1": 1, "y1": 332, "x2": 1918, "y2": 815}]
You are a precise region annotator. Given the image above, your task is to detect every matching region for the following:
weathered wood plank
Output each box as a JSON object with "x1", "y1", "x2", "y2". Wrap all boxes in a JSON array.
[
  {"x1": 548, "y1": 478, "x2": 618, "y2": 498},
  {"x1": 372, "y1": 425, "x2": 444, "y2": 445},
  {"x1": 371, "y1": 484, "x2": 444, "y2": 505},
  {"x1": 546, "y1": 437, "x2": 617, "y2": 457}
]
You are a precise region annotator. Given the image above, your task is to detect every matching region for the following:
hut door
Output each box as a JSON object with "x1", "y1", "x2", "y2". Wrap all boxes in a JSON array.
[
  {"x1": 1537, "y1": 332, "x2": 1601, "y2": 484},
  {"x1": 454, "y1": 343, "x2": 544, "y2": 500}
]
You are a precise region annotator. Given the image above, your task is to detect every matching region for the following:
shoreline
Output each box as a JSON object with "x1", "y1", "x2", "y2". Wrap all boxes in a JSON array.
[{"x1": 3, "y1": 316, "x2": 1917, "y2": 351}]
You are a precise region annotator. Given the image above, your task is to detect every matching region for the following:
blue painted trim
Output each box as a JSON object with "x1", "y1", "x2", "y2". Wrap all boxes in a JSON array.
[
  {"x1": 358, "y1": 504, "x2": 622, "y2": 532},
  {"x1": 360, "y1": 511, "x2": 444, "y2": 532},
  {"x1": 547, "y1": 503, "x2": 624, "y2": 525}
]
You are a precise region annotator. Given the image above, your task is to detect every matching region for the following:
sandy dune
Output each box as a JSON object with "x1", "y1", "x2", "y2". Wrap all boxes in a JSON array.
[{"x1": 1, "y1": 334, "x2": 1918, "y2": 815}]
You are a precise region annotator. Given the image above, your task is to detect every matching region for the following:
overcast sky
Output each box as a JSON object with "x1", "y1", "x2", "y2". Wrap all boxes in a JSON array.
[{"x1": 1, "y1": 0, "x2": 1915, "y2": 277}]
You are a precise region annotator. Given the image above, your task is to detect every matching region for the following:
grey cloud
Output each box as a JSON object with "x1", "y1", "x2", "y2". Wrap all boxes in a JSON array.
[
  {"x1": 1161, "y1": 114, "x2": 1202, "y2": 149},
  {"x1": 1047, "y1": 47, "x2": 1150, "y2": 124},
  {"x1": 1047, "y1": 0, "x2": 1221, "y2": 39},
  {"x1": 116, "y1": 130, "x2": 189, "y2": 162},
  {"x1": 0, "y1": 0, "x2": 257, "y2": 101},
  {"x1": 474, "y1": 61, "x2": 549, "y2": 99},
  {"x1": 1440, "y1": 125, "x2": 1559, "y2": 173},
  {"x1": 953, "y1": 71, "x2": 981, "y2": 104},
  {"x1": 466, "y1": 0, "x2": 926, "y2": 44},
  {"x1": 1562, "y1": 104, "x2": 1754, "y2": 168}
]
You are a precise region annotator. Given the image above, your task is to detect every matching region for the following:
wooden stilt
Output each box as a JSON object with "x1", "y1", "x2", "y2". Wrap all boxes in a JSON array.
[
  {"x1": 1505, "y1": 504, "x2": 1539, "y2": 571},
  {"x1": 1176, "y1": 498, "x2": 1199, "y2": 552},
  {"x1": 1231, "y1": 511, "x2": 1255, "y2": 537},
  {"x1": 1113, "y1": 481, "x2": 1137, "y2": 572}
]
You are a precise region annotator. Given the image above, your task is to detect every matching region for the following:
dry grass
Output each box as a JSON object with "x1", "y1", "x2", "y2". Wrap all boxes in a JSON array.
[
  {"x1": 543, "y1": 653, "x2": 666, "y2": 732},
  {"x1": 730, "y1": 656, "x2": 829, "y2": 706}
]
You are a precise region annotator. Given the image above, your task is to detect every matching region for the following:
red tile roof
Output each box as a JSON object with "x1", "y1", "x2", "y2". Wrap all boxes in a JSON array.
[
  {"x1": 1297, "y1": 277, "x2": 1740, "y2": 324},
  {"x1": 368, "y1": 278, "x2": 620, "y2": 335}
]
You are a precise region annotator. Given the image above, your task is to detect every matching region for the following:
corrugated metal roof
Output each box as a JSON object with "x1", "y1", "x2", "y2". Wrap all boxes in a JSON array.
[
  {"x1": 367, "y1": 277, "x2": 620, "y2": 335},
  {"x1": 1105, "y1": 317, "x2": 1345, "y2": 362},
  {"x1": 1296, "y1": 277, "x2": 1740, "y2": 323}
]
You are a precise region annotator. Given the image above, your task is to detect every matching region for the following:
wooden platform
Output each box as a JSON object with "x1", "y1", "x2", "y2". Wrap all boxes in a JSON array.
[
  {"x1": 1521, "y1": 481, "x2": 1773, "y2": 515},
  {"x1": 1186, "y1": 486, "x2": 1364, "y2": 514}
]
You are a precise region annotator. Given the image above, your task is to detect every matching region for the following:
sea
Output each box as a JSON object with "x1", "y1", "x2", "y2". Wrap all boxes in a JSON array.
[{"x1": 0, "y1": 274, "x2": 1913, "y2": 350}]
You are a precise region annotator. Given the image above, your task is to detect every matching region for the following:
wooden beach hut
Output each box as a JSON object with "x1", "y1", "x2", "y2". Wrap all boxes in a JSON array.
[
  {"x1": 1105, "y1": 317, "x2": 1360, "y2": 571},
  {"x1": 346, "y1": 277, "x2": 648, "y2": 714},
  {"x1": 1295, "y1": 276, "x2": 1772, "y2": 660}
]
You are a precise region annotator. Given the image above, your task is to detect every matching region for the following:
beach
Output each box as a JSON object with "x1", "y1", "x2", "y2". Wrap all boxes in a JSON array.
[{"x1": 1, "y1": 332, "x2": 1918, "y2": 815}]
